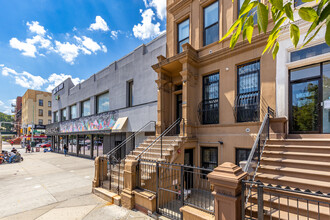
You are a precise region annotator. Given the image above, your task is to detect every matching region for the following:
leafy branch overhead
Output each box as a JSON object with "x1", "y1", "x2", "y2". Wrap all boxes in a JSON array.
[{"x1": 220, "y1": 0, "x2": 330, "y2": 59}]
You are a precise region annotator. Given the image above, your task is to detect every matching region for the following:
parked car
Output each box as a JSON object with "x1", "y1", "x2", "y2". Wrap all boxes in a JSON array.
[{"x1": 40, "y1": 142, "x2": 51, "y2": 148}]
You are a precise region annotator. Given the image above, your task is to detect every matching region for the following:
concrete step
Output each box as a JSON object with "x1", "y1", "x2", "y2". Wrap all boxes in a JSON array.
[
  {"x1": 255, "y1": 173, "x2": 330, "y2": 194},
  {"x1": 93, "y1": 187, "x2": 121, "y2": 206},
  {"x1": 260, "y1": 158, "x2": 330, "y2": 172},
  {"x1": 126, "y1": 154, "x2": 167, "y2": 162},
  {"x1": 262, "y1": 151, "x2": 330, "y2": 162},
  {"x1": 265, "y1": 144, "x2": 330, "y2": 154},
  {"x1": 267, "y1": 139, "x2": 330, "y2": 147},
  {"x1": 258, "y1": 165, "x2": 330, "y2": 182},
  {"x1": 134, "y1": 147, "x2": 174, "y2": 154}
]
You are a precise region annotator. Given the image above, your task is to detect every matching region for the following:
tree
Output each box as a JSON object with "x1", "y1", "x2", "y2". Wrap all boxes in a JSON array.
[{"x1": 220, "y1": 0, "x2": 330, "y2": 59}]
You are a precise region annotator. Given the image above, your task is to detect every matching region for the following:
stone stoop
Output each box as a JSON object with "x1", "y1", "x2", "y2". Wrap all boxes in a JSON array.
[{"x1": 93, "y1": 187, "x2": 121, "y2": 206}]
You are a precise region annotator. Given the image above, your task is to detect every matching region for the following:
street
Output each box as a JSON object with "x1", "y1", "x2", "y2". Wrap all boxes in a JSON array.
[{"x1": 0, "y1": 142, "x2": 152, "y2": 220}]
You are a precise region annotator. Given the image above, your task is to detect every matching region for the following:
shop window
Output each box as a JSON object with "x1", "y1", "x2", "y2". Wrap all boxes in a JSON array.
[
  {"x1": 203, "y1": 1, "x2": 219, "y2": 46},
  {"x1": 235, "y1": 148, "x2": 251, "y2": 166},
  {"x1": 93, "y1": 135, "x2": 104, "y2": 158},
  {"x1": 39, "y1": 99, "x2": 43, "y2": 106},
  {"x1": 70, "y1": 105, "x2": 77, "y2": 119},
  {"x1": 81, "y1": 100, "x2": 90, "y2": 117},
  {"x1": 61, "y1": 109, "x2": 67, "y2": 121},
  {"x1": 177, "y1": 19, "x2": 189, "y2": 53},
  {"x1": 127, "y1": 80, "x2": 133, "y2": 107},
  {"x1": 291, "y1": 43, "x2": 330, "y2": 62},
  {"x1": 39, "y1": 109, "x2": 43, "y2": 116},
  {"x1": 97, "y1": 92, "x2": 110, "y2": 114},
  {"x1": 236, "y1": 60, "x2": 260, "y2": 122},
  {"x1": 201, "y1": 73, "x2": 219, "y2": 124}
]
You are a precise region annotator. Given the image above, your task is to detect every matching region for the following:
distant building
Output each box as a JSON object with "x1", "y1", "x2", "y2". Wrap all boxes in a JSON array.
[
  {"x1": 46, "y1": 33, "x2": 166, "y2": 159},
  {"x1": 22, "y1": 89, "x2": 52, "y2": 126},
  {"x1": 13, "y1": 96, "x2": 22, "y2": 136}
]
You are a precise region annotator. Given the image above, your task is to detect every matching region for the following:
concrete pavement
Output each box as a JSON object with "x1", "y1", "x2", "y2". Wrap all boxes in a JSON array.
[{"x1": 0, "y1": 142, "x2": 152, "y2": 220}]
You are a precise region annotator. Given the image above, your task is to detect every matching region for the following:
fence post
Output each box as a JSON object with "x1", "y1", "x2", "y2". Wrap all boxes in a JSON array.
[
  {"x1": 207, "y1": 162, "x2": 248, "y2": 220},
  {"x1": 156, "y1": 162, "x2": 159, "y2": 213},
  {"x1": 241, "y1": 181, "x2": 245, "y2": 220},
  {"x1": 92, "y1": 156, "x2": 100, "y2": 189},
  {"x1": 161, "y1": 136, "x2": 163, "y2": 159},
  {"x1": 121, "y1": 159, "x2": 138, "y2": 209},
  {"x1": 180, "y1": 165, "x2": 184, "y2": 220},
  {"x1": 257, "y1": 184, "x2": 264, "y2": 220}
]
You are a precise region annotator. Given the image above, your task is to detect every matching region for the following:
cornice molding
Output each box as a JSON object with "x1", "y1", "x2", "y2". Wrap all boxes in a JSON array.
[{"x1": 168, "y1": 0, "x2": 193, "y2": 14}]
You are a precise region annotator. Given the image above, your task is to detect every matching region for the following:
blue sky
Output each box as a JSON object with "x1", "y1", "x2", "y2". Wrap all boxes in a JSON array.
[{"x1": 0, "y1": 0, "x2": 166, "y2": 114}]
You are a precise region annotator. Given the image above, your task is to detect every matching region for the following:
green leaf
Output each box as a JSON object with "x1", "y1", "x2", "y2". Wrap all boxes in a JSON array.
[
  {"x1": 230, "y1": 22, "x2": 243, "y2": 48},
  {"x1": 319, "y1": 3, "x2": 330, "y2": 23},
  {"x1": 302, "y1": 25, "x2": 323, "y2": 48},
  {"x1": 290, "y1": 24, "x2": 300, "y2": 48},
  {"x1": 271, "y1": 6, "x2": 278, "y2": 21},
  {"x1": 239, "y1": 0, "x2": 252, "y2": 17},
  {"x1": 284, "y1": 3, "x2": 294, "y2": 21},
  {"x1": 220, "y1": 18, "x2": 241, "y2": 42},
  {"x1": 302, "y1": 0, "x2": 315, "y2": 2},
  {"x1": 270, "y1": 0, "x2": 283, "y2": 10},
  {"x1": 240, "y1": 1, "x2": 258, "y2": 18},
  {"x1": 304, "y1": 19, "x2": 318, "y2": 41},
  {"x1": 257, "y1": 3, "x2": 269, "y2": 33},
  {"x1": 326, "y1": 21, "x2": 330, "y2": 46},
  {"x1": 298, "y1": 7, "x2": 318, "y2": 22},
  {"x1": 317, "y1": 0, "x2": 327, "y2": 15},
  {"x1": 272, "y1": 42, "x2": 279, "y2": 60},
  {"x1": 270, "y1": 17, "x2": 287, "y2": 35}
]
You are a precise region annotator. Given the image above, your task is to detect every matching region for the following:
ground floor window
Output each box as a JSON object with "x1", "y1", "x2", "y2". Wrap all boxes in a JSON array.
[
  {"x1": 78, "y1": 135, "x2": 91, "y2": 157},
  {"x1": 235, "y1": 148, "x2": 251, "y2": 166},
  {"x1": 69, "y1": 135, "x2": 77, "y2": 154},
  {"x1": 201, "y1": 147, "x2": 218, "y2": 176}
]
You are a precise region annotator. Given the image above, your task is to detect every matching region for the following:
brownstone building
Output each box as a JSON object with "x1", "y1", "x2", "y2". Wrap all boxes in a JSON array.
[{"x1": 152, "y1": 0, "x2": 276, "y2": 168}]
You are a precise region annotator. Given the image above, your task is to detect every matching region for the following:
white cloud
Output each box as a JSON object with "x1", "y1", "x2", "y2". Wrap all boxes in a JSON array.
[
  {"x1": 1, "y1": 65, "x2": 83, "y2": 93},
  {"x1": 26, "y1": 21, "x2": 46, "y2": 36},
  {"x1": 0, "y1": 64, "x2": 4, "y2": 67},
  {"x1": 10, "y1": 20, "x2": 108, "y2": 64},
  {"x1": 0, "y1": 101, "x2": 4, "y2": 106},
  {"x1": 111, "y1": 31, "x2": 118, "y2": 40},
  {"x1": 133, "y1": 9, "x2": 161, "y2": 40},
  {"x1": 46, "y1": 73, "x2": 83, "y2": 92},
  {"x1": 148, "y1": 0, "x2": 166, "y2": 20},
  {"x1": 89, "y1": 16, "x2": 109, "y2": 31},
  {"x1": 9, "y1": 38, "x2": 37, "y2": 57},
  {"x1": 54, "y1": 41, "x2": 80, "y2": 64},
  {"x1": 1, "y1": 66, "x2": 47, "y2": 89}
]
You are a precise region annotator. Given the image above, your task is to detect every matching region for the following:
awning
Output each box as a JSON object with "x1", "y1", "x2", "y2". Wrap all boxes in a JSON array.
[{"x1": 112, "y1": 117, "x2": 128, "y2": 131}]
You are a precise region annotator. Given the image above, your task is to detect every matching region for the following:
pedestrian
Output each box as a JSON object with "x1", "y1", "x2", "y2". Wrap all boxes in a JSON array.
[
  {"x1": 10, "y1": 140, "x2": 14, "y2": 147},
  {"x1": 63, "y1": 144, "x2": 68, "y2": 156},
  {"x1": 26, "y1": 144, "x2": 31, "y2": 153}
]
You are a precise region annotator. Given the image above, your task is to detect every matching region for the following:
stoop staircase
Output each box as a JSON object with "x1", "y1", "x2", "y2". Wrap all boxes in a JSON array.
[{"x1": 243, "y1": 110, "x2": 330, "y2": 219}]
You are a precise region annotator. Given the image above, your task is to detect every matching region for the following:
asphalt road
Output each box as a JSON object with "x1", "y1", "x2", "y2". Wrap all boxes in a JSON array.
[{"x1": 0, "y1": 142, "x2": 152, "y2": 220}]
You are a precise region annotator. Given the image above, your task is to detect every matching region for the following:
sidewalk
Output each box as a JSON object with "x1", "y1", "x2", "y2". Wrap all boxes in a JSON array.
[{"x1": 0, "y1": 142, "x2": 151, "y2": 220}]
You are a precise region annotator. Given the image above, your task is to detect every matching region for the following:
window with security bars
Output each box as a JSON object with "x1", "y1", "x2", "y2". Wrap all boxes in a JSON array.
[
  {"x1": 202, "y1": 73, "x2": 219, "y2": 124},
  {"x1": 236, "y1": 60, "x2": 260, "y2": 122},
  {"x1": 201, "y1": 147, "x2": 218, "y2": 176}
]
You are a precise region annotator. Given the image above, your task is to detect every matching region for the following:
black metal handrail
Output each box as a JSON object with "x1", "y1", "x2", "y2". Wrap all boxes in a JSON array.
[
  {"x1": 135, "y1": 118, "x2": 184, "y2": 160},
  {"x1": 243, "y1": 107, "x2": 274, "y2": 205},
  {"x1": 106, "y1": 120, "x2": 156, "y2": 158},
  {"x1": 242, "y1": 180, "x2": 330, "y2": 220}
]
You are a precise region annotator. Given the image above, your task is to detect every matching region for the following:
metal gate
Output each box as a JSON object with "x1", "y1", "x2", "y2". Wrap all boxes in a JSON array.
[{"x1": 137, "y1": 160, "x2": 215, "y2": 220}]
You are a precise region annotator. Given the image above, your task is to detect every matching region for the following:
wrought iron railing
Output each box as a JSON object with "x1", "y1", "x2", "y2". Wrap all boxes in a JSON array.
[
  {"x1": 235, "y1": 92, "x2": 260, "y2": 122},
  {"x1": 242, "y1": 180, "x2": 330, "y2": 220},
  {"x1": 99, "y1": 121, "x2": 156, "y2": 194},
  {"x1": 243, "y1": 107, "x2": 274, "y2": 205},
  {"x1": 135, "y1": 118, "x2": 184, "y2": 161},
  {"x1": 198, "y1": 98, "x2": 219, "y2": 125},
  {"x1": 137, "y1": 159, "x2": 214, "y2": 220}
]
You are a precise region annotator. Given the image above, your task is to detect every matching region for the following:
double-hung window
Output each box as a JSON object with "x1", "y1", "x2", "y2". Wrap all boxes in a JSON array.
[
  {"x1": 238, "y1": 0, "x2": 258, "y2": 24},
  {"x1": 177, "y1": 19, "x2": 189, "y2": 53},
  {"x1": 39, "y1": 109, "x2": 43, "y2": 116},
  {"x1": 39, "y1": 99, "x2": 43, "y2": 106},
  {"x1": 236, "y1": 60, "x2": 260, "y2": 122},
  {"x1": 70, "y1": 105, "x2": 77, "y2": 119},
  {"x1": 203, "y1": 1, "x2": 219, "y2": 46},
  {"x1": 201, "y1": 147, "x2": 218, "y2": 176},
  {"x1": 61, "y1": 109, "x2": 66, "y2": 121},
  {"x1": 202, "y1": 73, "x2": 219, "y2": 124}
]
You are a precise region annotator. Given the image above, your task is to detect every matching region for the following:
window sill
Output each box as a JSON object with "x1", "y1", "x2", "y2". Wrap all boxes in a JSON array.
[{"x1": 286, "y1": 53, "x2": 330, "y2": 69}]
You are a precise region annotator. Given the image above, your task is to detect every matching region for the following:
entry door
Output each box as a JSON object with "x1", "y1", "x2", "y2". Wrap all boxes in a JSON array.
[
  {"x1": 184, "y1": 149, "x2": 194, "y2": 189},
  {"x1": 290, "y1": 64, "x2": 321, "y2": 133},
  {"x1": 176, "y1": 94, "x2": 182, "y2": 134}
]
